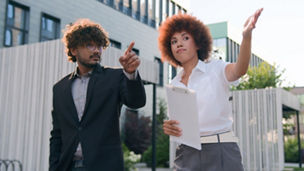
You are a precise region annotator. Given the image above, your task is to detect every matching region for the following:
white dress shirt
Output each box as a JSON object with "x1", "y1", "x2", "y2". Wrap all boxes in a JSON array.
[{"x1": 171, "y1": 59, "x2": 238, "y2": 136}]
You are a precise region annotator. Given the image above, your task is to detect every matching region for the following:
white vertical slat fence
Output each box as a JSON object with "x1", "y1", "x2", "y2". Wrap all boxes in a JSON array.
[
  {"x1": 0, "y1": 40, "x2": 158, "y2": 171},
  {"x1": 231, "y1": 88, "x2": 300, "y2": 171},
  {"x1": 169, "y1": 88, "x2": 300, "y2": 171}
]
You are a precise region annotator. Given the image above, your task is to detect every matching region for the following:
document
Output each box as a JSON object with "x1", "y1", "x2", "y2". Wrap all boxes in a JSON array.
[{"x1": 165, "y1": 85, "x2": 201, "y2": 150}]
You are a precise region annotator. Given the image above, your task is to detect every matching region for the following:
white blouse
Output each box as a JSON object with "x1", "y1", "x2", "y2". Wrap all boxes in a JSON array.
[{"x1": 171, "y1": 59, "x2": 239, "y2": 136}]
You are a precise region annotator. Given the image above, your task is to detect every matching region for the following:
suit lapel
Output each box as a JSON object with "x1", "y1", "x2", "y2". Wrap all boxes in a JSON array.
[
  {"x1": 81, "y1": 64, "x2": 104, "y2": 123},
  {"x1": 64, "y1": 77, "x2": 79, "y2": 124},
  {"x1": 83, "y1": 75, "x2": 96, "y2": 116}
]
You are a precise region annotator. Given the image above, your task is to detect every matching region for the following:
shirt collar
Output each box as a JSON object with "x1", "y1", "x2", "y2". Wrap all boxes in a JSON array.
[
  {"x1": 195, "y1": 59, "x2": 207, "y2": 73},
  {"x1": 69, "y1": 63, "x2": 102, "y2": 79},
  {"x1": 172, "y1": 59, "x2": 207, "y2": 84}
]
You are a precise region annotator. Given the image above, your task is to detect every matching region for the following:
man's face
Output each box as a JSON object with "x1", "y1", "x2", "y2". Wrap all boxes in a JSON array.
[{"x1": 71, "y1": 42, "x2": 103, "y2": 69}]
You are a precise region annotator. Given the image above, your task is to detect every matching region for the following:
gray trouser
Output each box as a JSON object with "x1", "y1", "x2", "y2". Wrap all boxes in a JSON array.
[{"x1": 174, "y1": 143, "x2": 244, "y2": 171}]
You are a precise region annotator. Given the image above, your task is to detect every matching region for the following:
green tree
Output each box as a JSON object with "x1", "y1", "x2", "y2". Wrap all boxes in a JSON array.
[
  {"x1": 232, "y1": 61, "x2": 295, "y2": 118},
  {"x1": 233, "y1": 62, "x2": 284, "y2": 90}
]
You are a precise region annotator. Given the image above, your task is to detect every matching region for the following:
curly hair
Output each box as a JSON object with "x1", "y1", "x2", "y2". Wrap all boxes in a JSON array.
[
  {"x1": 158, "y1": 14, "x2": 213, "y2": 67},
  {"x1": 62, "y1": 19, "x2": 110, "y2": 62}
]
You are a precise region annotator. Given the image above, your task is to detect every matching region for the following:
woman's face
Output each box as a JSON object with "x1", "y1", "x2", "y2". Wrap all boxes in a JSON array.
[{"x1": 170, "y1": 31, "x2": 198, "y2": 66}]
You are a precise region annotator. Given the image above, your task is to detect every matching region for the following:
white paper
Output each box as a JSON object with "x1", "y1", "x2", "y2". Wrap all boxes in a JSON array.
[{"x1": 165, "y1": 85, "x2": 201, "y2": 150}]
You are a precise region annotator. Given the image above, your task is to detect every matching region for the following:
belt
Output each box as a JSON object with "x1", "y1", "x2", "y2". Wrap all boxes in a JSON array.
[
  {"x1": 72, "y1": 159, "x2": 85, "y2": 168},
  {"x1": 200, "y1": 131, "x2": 239, "y2": 144}
]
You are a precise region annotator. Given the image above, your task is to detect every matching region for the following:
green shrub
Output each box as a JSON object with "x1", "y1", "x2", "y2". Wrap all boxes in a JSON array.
[
  {"x1": 284, "y1": 137, "x2": 304, "y2": 163},
  {"x1": 142, "y1": 133, "x2": 169, "y2": 167},
  {"x1": 123, "y1": 109, "x2": 152, "y2": 154},
  {"x1": 142, "y1": 99, "x2": 169, "y2": 167},
  {"x1": 122, "y1": 143, "x2": 141, "y2": 171}
]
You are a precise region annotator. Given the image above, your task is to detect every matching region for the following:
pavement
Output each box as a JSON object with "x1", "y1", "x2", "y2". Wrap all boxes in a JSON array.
[
  {"x1": 137, "y1": 168, "x2": 172, "y2": 171},
  {"x1": 135, "y1": 163, "x2": 304, "y2": 171},
  {"x1": 135, "y1": 163, "x2": 172, "y2": 171},
  {"x1": 285, "y1": 162, "x2": 303, "y2": 167}
]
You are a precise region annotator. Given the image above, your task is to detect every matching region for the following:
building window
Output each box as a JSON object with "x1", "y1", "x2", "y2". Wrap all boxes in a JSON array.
[
  {"x1": 168, "y1": 1, "x2": 172, "y2": 17},
  {"x1": 233, "y1": 42, "x2": 238, "y2": 63},
  {"x1": 162, "y1": 0, "x2": 168, "y2": 20},
  {"x1": 171, "y1": 65, "x2": 176, "y2": 78},
  {"x1": 132, "y1": 0, "x2": 140, "y2": 20},
  {"x1": 40, "y1": 14, "x2": 60, "y2": 42},
  {"x1": 4, "y1": 1, "x2": 29, "y2": 47},
  {"x1": 213, "y1": 38, "x2": 226, "y2": 60},
  {"x1": 156, "y1": 0, "x2": 162, "y2": 26},
  {"x1": 109, "y1": 39, "x2": 121, "y2": 49},
  {"x1": 106, "y1": 0, "x2": 115, "y2": 8},
  {"x1": 166, "y1": 0, "x2": 169, "y2": 17},
  {"x1": 155, "y1": 57, "x2": 163, "y2": 86},
  {"x1": 171, "y1": 1, "x2": 175, "y2": 15},
  {"x1": 228, "y1": 39, "x2": 233, "y2": 62},
  {"x1": 147, "y1": 0, "x2": 156, "y2": 27},
  {"x1": 132, "y1": 48, "x2": 139, "y2": 56},
  {"x1": 121, "y1": 0, "x2": 131, "y2": 16},
  {"x1": 168, "y1": 64, "x2": 176, "y2": 83},
  {"x1": 96, "y1": 0, "x2": 183, "y2": 28},
  {"x1": 140, "y1": 0, "x2": 148, "y2": 23},
  {"x1": 115, "y1": 0, "x2": 120, "y2": 9},
  {"x1": 168, "y1": 64, "x2": 176, "y2": 82}
]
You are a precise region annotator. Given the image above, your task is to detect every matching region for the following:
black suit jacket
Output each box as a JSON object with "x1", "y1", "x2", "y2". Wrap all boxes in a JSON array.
[{"x1": 49, "y1": 64, "x2": 146, "y2": 171}]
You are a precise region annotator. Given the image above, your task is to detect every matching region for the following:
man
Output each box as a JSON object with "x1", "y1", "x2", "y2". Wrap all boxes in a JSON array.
[{"x1": 49, "y1": 19, "x2": 146, "y2": 171}]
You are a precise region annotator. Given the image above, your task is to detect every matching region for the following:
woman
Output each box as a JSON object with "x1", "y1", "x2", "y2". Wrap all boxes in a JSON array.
[{"x1": 159, "y1": 9, "x2": 263, "y2": 171}]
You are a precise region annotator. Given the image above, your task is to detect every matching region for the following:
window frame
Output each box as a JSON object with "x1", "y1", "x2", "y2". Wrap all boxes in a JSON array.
[
  {"x1": 109, "y1": 39, "x2": 122, "y2": 49},
  {"x1": 39, "y1": 12, "x2": 60, "y2": 42},
  {"x1": 3, "y1": 0, "x2": 30, "y2": 47}
]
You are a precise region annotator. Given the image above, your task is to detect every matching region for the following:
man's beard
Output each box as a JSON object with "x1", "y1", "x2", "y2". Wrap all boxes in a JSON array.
[{"x1": 78, "y1": 54, "x2": 101, "y2": 68}]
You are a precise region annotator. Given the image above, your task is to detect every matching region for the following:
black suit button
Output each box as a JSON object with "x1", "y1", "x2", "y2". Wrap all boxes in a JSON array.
[{"x1": 78, "y1": 127, "x2": 82, "y2": 131}]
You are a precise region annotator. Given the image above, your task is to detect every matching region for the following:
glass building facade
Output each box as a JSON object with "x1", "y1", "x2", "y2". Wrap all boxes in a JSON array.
[
  {"x1": 208, "y1": 22, "x2": 266, "y2": 67},
  {"x1": 3, "y1": 0, "x2": 187, "y2": 48},
  {"x1": 2, "y1": 0, "x2": 185, "y2": 85},
  {"x1": 97, "y1": 0, "x2": 187, "y2": 29}
]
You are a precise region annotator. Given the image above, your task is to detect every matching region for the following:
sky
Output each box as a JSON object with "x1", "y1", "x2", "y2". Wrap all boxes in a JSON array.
[{"x1": 188, "y1": 0, "x2": 304, "y2": 87}]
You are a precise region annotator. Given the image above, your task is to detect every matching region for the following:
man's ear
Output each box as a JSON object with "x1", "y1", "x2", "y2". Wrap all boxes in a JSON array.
[{"x1": 70, "y1": 48, "x2": 77, "y2": 56}]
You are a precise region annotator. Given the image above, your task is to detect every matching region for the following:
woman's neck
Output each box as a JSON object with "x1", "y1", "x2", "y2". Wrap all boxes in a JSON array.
[
  {"x1": 182, "y1": 57, "x2": 199, "y2": 77},
  {"x1": 180, "y1": 57, "x2": 199, "y2": 86}
]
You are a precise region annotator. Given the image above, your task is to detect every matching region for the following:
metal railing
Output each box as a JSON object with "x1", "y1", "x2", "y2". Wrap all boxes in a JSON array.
[{"x1": 0, "y1": 160, "x2": 22, "y2": 171}]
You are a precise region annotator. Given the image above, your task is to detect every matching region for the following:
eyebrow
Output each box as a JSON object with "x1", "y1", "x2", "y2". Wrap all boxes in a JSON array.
[
  {"x1": 171, "y1": 36, "x2": 177, "y2": 40},
  {"x1": 171, "y1": 32, "x2": 188, "y2": 40},
  {"x1": 181, "y1": 32, "x2": 188, "y2": 36}
]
